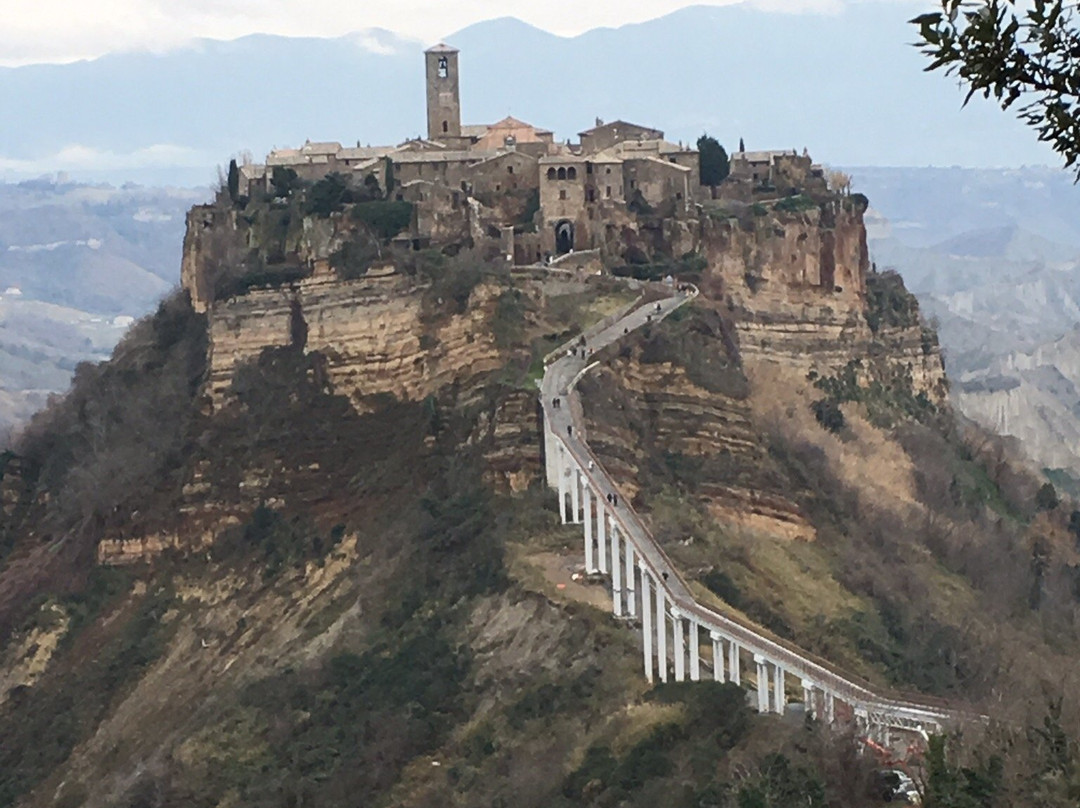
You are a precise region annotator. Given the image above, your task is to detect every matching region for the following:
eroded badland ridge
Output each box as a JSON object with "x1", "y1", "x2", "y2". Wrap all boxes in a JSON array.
[{"x1": 0, "y1": 43, "x2": 1075, "y2": 808}]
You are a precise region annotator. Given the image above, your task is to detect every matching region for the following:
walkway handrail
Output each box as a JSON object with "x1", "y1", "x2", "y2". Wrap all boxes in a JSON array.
[{"x1": 540, "y1": 283, "x2": 980, "y2": 730}]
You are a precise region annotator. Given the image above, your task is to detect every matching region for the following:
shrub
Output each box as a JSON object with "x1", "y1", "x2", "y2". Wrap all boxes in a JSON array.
[
  {"x1": 350, "y1": 201, "x2": 413, "y2": 240},
  {"x1": 305, "y1": 172, "x2": 352, "y2": 218},
  {"x1": 1036, "y1": 482, "x2": 1060, "y2": 511},
  {"x1": 811, "y1": 399, "x2": 845, "y2": 433},
  {"x1": 702, "y1": 569, "x2": 743, "y2": 607},
  {"x1": 865, "y1": 269, "x2": 921, "y2": 333},
  {"x1": 271, "y1": 166, "x2": 300, "y2": 198},
  {"x1": 774, "y1": 194, "x2": 818, "y2": 213}
]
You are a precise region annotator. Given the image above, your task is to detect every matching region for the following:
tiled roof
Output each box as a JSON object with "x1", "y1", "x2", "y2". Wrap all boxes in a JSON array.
[
  {"x1": 392, "y1": 150, "x2": 497, "y2": 164},
  {"x1": 425, "y1": 43, "x2": 459, "y2": 53}
]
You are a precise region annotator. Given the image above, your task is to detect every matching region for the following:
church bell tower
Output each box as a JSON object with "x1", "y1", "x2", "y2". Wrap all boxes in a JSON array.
[{"x1": 425, "y1": 43, "x2": 462, "y2": 142}]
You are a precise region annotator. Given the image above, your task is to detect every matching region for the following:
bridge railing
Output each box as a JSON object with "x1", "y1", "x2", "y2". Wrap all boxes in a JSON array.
[{"x1": 541, "y1": 283, "x2": 978, "y2": 729}]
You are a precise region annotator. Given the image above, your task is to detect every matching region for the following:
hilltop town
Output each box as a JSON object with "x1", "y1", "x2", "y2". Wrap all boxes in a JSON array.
[{"x1": 233, "y1": 43, "x2": 826, "y2": 270}]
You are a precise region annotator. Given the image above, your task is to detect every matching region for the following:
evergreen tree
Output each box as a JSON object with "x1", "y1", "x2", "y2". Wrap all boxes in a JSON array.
[
  {"x1": 739, "y1": 136, "x2": 746, "y2": 153},
  {"x1": 697, "y1": 134, "x2": 730, "y2": 196},
  {"x1": 227, "y1": 159, "x2": 240, "y2": 203}
]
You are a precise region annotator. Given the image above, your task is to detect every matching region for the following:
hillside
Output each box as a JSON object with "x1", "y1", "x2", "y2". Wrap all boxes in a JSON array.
[
  {"x1": 0, "y1": 180, "x2": 204, "y2": 435},
  {"x1": 2, "y1": 153, "x2": 1080, "y2": 807}
]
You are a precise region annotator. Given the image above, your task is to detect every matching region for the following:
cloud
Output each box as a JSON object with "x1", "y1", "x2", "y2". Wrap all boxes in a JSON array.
[
  {"x1": 0, "y1": 0, "x2": 879, "y2": 67},
  {"x1": 0, "y1": 143, "x2": 214, "y2": 177}
]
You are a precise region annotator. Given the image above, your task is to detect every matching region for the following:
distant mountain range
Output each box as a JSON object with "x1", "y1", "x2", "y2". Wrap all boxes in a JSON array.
[{"x1": 0, "y1": 4, "x2": 1061, "y2": 186}]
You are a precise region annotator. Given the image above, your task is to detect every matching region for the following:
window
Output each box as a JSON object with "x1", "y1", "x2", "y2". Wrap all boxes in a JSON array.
[
  {"x1": 557, "y1": 167, "x2": 567, "y2": 180},
  {"x1": 630, "y1": 180, "x2": 636, "y2": 189},
  {"x1": 547, "y1": 167, "x2": 557, "y2": 180},
  {"x1": 567, "y1": 167, "x2": 577, "y2": 180},
  {"x1": 496, "y1": 184, "x2": 501, "y2": 192},
  {"x1": 676, "y1": 192, "x2": 683, "y2": 200},
  {"x1": 559, "y1": 190, "x2": 567, "y2": 200},
  {"x1": 507, "y1": 165, "x2": 514, "y2": 174},
  {"x1": 670, "y1": 157, "x2": 677, "y2": 163},
  {"x1": 442, "y1": 120, "x2": 448, "y2": 133},
  {"x1": 438, "y1": 57, "x2": 448, "y2": 78},
  {"x1": 586, "y1": 163, "x2": 593, "y2": 174},
  {"x1": 586, "y1": 188, "x2": 595, "y2": 202},
  {"x1": 605, "y1": 186, "x2": 611, "y2": 198}
]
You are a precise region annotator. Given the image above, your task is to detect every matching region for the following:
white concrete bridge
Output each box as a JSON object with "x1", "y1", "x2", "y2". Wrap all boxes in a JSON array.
[{"x1": 540, "y1": 284, "x2": 970, "y2": 741}]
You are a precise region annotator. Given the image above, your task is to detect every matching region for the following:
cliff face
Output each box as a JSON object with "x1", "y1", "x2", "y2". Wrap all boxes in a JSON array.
[{"x1": 207, "y1": 275, "x2": 504, "y2": 411}]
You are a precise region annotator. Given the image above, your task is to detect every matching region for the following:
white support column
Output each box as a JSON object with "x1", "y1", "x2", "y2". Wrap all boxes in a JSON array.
[
  {"x1": 710, "y1": 632, "x2": 723, "y2": 682},
  {"x1": 656, "y1": 587, "x2": 668, "y2": 682},
  {"x1": 672, "y1": 608, "x2": 686, "y2": 682},
  {"x1": 825, "y1": 692, "x2": 835, "y2": 724},
  {"x1": 755, "y1": 655, "x2": 769, "y2": 713},
  {"x1": 557, "y1": 448, "x2": 568, "y2": 524},
  {"x1": 582, "y1": 484, "x2": 595, "y2": 573},
  {"x1": 803, "y1": 682, "x2": 816, "y2": 720},
  {"x1": 640, "y1": 564, "x2": 653, "y2": 683},
  {"x1": 728, "y1": 641, "x2": 741, "y2": 685},
  {"x1": 689, "y1": 620, "x2": 701, "y2": 681},
  {"x1": 610, "y1": 519, "x2": 622, "y2": 616},
  {"x1": 624, "y1": 541, "x2": 636, "y2": 617},
  {"x1": 773, "y1": 666, "x2": 785, "y2": 715},
  {"x1": 571, "y1": 466, "x2": 581, "y2": 524},
  {"x1": 597, "y1": 501, "x2": 607, "y2": 574}
]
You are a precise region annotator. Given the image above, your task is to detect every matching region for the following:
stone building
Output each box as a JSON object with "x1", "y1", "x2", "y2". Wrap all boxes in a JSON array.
[{"x1": 247, "y1": 43, "x2": 823, "y2": 261}]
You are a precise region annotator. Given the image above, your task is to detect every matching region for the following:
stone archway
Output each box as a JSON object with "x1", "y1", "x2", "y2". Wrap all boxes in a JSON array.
[{"x1": 555, "y1": 220, "x2": 574, "y2": 255}]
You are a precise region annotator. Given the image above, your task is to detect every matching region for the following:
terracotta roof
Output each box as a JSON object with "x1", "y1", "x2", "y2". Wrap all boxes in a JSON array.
[
  {"x1": 585, "y1": 149, "x2": 623, "y2": 164},
  {"x1": 392, "y1": 150, "x2": 497, "y2": 164},
  {"x1": 472, "y1": 151, "x2": 539, "y2": 167},
  {"x1": 301, "y1": 141, "x2": 343, "y2": 155},
  {"x1": 338, "y1": 146, "x2": 398, "y2": 160},
  {"x1": 625, "y1": 155, "x2": 691, "y2": 172},
  {"x1": 735, "y1": 149, "x2": 798, "y2": 163},
  {"x1": 578, "y1": 119, "x2": 663, "y2": 138},
  {"x1": 461, "y1": 124, "x2": 490, "y2": 138}
]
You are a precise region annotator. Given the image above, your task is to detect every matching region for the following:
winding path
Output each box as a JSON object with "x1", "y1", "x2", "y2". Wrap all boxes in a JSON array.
[{"x1": 540, "y1": 283, "x2": 970, "y2": 739}]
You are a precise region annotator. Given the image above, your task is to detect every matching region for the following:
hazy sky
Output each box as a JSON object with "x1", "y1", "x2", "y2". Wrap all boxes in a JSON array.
[{"x1": 1, "y1": 0, "x2": 851, "y2": 66}]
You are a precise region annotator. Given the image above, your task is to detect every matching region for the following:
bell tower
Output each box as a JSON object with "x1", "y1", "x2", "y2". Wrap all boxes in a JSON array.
[{"x1": 425, "y1": 43, "x2": 461, "y2": 141}]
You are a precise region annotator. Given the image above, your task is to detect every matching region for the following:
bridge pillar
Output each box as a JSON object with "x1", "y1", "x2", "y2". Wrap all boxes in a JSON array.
[
  {"x1": 710, "y1": 631, "x2": 723, "y2": 682},
  {"x1": 754, "y1": 655, "x2": 769, "y2": 713},
  {"x1": 824, "y1": 692, "x2": 835, "y2": 724},
  {"x1": 803, "y1": 682, "x2": 816, "y2": 720},
  {"x1": 773, "y1": 666, "x2": 785, "y2": 715},
  {"x1": 689, "y1": 620, "x2": 700, "y2": 681},
  {"x1": 625, "y1": 541, "x2": 636, "y2": 617},
  {"x1": 728, "y1": 640, "x2": 741, "y2": 685},
  {"x1": 571, "y1": 465, "x2": 581, "y2": 523},
  {"x1": 672, "y1": 608, "x2": 686, "y2": 682},
  {"x1": 557, "y1": 446, "x2": 568, "y2": 524},
  {"x1": 656, "y1": 587, "x2": 668, "y2": 683},
  {"x1": 582, "y1": 484, "x2": 595, "y2": 573},
  {"x1": 610, "y1": 518, "x2": 622, "y2": 617},
  {"x1": 597, "y1": 501, "x2": 607, "y2": 574},
  {"x1": 640, "y1": 563, "x2": 653, "y2": 682}
]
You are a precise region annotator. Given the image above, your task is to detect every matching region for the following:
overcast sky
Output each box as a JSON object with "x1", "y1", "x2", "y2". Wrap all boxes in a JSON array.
[{"x1": 1, "y1": 0, "x2": 856, "y2": 67}]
